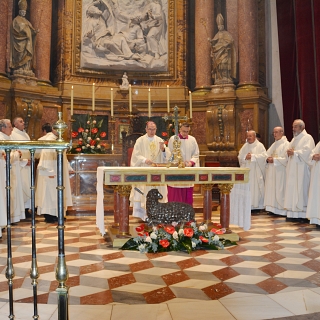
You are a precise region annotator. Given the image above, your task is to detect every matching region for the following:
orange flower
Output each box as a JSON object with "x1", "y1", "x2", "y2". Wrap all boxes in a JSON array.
[
  {"x1": 159, "y1": 239, "x2": 170, "y2": 248},
  {"x1": 183, "y1": 228, "x2": 194, "y2": 237},
  {"x1": 164, "y1": 226, "x2": 175, "y2": 234},
  {"x1": 100, "y1": 131, "x2": 107, "y2": 138},
  {"x1": 199, "y1": 236, "x2": 209, "y2": 243}
]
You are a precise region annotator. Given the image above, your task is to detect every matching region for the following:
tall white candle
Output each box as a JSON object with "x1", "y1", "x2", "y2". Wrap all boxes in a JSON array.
[
  {"x1": 71, "y1": 86, "x2": 74, "y2": 116},
  {"x1": 92, "y1": 83, "x2": 95, "y2": 112},
  {"x1": 148, "y1": 88, "x2": 151, "y2": 118},
  {"x1": 111, "y1": 88, "x2": 114, "y2": 117},
  {"x1": 129, "y1": 84, "x2": 132, "y2": 113},
  {"x1": 189, "y1": 91, "x2": 193, "y2": 118},
  {"x1": 167, "y1": 85, "x2": 170, "y2": 113}
]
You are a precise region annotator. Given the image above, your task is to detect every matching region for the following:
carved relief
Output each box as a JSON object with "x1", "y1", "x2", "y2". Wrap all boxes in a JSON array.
[{"x1": 238, "y1": 109, "x2": 254, "y2": 144}]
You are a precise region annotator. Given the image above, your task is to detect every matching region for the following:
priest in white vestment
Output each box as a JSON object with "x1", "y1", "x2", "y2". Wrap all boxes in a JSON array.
[
  {"x1": 284, "y1": 119, "x2": 315, "y2": 220},
  {"x1": 129, "y1": 121, "x2": 171, "y2": 221},
  {"x1": 305, "y1": 142, "x2": 320, "y2": 225},
  {"x1": 35, "y1": 123, "x2": 73, "y2": 223},
  {"x1": 167, "y1": 122, "x2": 199, "y2": 205},
  {"x1": 0, "y1": 119, "x2": 26, "y2": 224},
  {"x1": 11, "y1": 117, "x2": 31, "y2": 212},
  {"x1": 264, "y1": 127, "x2": 289, "y2": 216},
  {"x1": 238, "y1": 130, "x2": 266, "y2": 210}
]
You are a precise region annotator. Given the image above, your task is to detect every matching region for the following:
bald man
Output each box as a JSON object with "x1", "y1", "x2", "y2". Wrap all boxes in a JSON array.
[
  {"x1": 284, "y1": 119, "x2": 314, "y2": 221},
  {"x1": 264, "y1": 127, "x2": 289, "y2": 216},
  {"x1": 238, "y1": 130, "x2": 266, "y2": 211}
]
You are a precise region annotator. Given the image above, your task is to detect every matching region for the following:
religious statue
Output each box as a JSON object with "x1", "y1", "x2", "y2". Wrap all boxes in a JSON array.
[
  {"x1": 10, "y1": 0, "x2": 38, "y2": 77},
  {"x1": 120, "y1": 72, "x2": 129, "y2": 90},
  {"x1": 208, "y1": 14, "x2": 236, "y2": 85}
]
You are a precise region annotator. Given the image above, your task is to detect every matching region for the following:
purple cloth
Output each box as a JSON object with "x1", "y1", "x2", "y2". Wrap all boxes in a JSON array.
[{"x1": 167, "y1": 186, "x2": 194, "y2": 205}]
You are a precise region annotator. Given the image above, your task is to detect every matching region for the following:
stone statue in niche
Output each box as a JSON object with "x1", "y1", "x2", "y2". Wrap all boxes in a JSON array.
[
  {"x1": 208, "y1": 14, "x2": 236, "y2": 85},
  {"x1": 10, "y1": 0, "x2": 38, "y2": 77},
  {"x1": 120, "y1": 72, "x2": 129, "y2": 90}
]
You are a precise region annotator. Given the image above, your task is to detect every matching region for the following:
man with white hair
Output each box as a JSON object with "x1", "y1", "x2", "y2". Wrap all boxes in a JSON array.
[
  {"x1": 264, "y1": 127, "x2": 289, "y2": 216},
  {"x1": 11, "y1": 117, "x2": 31, "y2": 217},
  {"x1": 284, "y1": 119, "x2": 315, "y2": 221},
  {"x1": 238, "y1": 130, "x2": 266, "y2": 211},
  {"x1": 0, "y1": 119, "x2": 26, "y2": 225}
]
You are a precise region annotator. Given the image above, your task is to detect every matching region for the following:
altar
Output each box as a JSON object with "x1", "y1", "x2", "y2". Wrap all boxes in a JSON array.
[{"x1": 96, "y1": 166, "x2": 249, "y2": 242}]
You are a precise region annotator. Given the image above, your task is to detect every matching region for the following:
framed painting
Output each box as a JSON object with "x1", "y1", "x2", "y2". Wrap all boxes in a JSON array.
[{"x1": 74, "y1": 0, "x2": 176, "y2": 79}]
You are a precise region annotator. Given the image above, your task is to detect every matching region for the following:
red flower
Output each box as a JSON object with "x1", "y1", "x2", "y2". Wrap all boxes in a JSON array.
[
  {"x1": 89, "y1": 140, "x2": 96, "y2": 146},
  {"x1": 159, "y1": 239, "x2": 170, "y2": 248},
  {"x1": 135, "y1": 224, "x2": 145, "y2": 233},
  {"x1": 72, "y1": 131, "x2": 78, "y2": 138},
  {"x1": 100, "y1": 131, "x2": 107, "y2": 138},
  {"x1": 78, "y1": 141, "x2": 83, "y2": 145},
  {"x1": 91, "y1": 128, "x2": 98, "y2": 134},
  {"x1": 78, "y1": 127, "x2": 84, "y2": 133},
  {"x1": 164, "y1": 141, "x2": 168, "y2": 145},
  {"x1": 215, "y1": 230, "x2": 225, "y2": 235},
  {"x1": 185, "y1": 222, "x2": 192, "y2": 226},
  {"x1": 183, "y1": 228, "x2": 194, "y2": 237},
  {"x1": 75, "y1": 148, "x2": 82, "y2": 152},
  {"x1": 161, "y1": 132, "x2": 168, "y2": 137},
  {"x1": 213, "y1": 223, "x2": 222, "y2": 228},
  {"x1": 210, "y1": 228, "x2": 218, "y2": 233},
  {"x1": 164, "y1": 226, "x2": 175, "y2": 234},
  {"x1": 199, "y1": 236, "x2": 209, "y2": 243}
]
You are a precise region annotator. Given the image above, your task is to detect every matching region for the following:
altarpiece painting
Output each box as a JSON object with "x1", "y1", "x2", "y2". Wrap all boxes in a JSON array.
[{"x1": 79, "y1": 0, "x2": 170, "y2": 73}]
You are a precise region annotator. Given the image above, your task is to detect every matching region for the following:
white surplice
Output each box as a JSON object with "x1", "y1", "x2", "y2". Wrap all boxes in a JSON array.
[
  {"x1": 129, "y1": 134, "x2": 171, "y2": 220},
  {"x1": 264, "y1": 136, "x2": 289, "y2": 215},
  {"x1": 306, "y1": 142, "x2": 320, "y2": 224},
  {"x1": 11, "y1": 127, "x2": 31, "y2": 209},
  {"x1": 238, "y1": 139, "x2": 266, "y2": 209},
  {"x1": 284, "y1": 129, "x2": 315, "y2": 218},
  {"x1": 0, "y1": 132, "x2": 26, "y2": 223},
  {"x1": 35, "y1": 132, "x2": 73, "y2": 217}
]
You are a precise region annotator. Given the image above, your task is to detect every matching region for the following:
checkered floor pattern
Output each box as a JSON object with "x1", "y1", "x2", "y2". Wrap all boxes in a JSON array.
[{"x1": 1, "y1": 212, "x2": 320, "y2": 319}]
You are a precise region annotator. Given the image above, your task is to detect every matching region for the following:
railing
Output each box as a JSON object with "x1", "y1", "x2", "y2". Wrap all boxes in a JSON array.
[{"x1": 0, "y1": 139, "x2": 70, "y2": 320}]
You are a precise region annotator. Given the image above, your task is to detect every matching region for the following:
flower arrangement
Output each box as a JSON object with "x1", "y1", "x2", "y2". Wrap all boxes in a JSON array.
[
  {"x1": 70, "y1": 114, "x2": 110, "y2": 154},
  {"x1": 121, "y1": 221, "x2": 236, "y2": 254}
]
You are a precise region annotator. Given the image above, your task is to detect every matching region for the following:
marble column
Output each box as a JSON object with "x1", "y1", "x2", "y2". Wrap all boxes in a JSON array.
[
  {"x1": 117, "y1": 185, "x2": 132, "y2": 237},
  {"x1": 30, "y1": 0, "x2": 52, "y2": 84},
  {"x1": 194, "y1": 0, "x2": 214, "y2": 92},
  {"x1": 226, "y1": 0, "x2": 238, "y2": 66},
  {"x1": 218, "y1": 184, "x2": 234, "y2": 231},
  {"x1": 238, "y1": 0, "x2": 259, "y2": 86},
  {"x1": 112, "y1": 186, "x2": 120, "y2": 228},
  {"x1": 0, "y1": 0, "x2": 11, "y2": 77},
  {"x1": 202, "y1": 184, "x2": 214, "y2": 224}
]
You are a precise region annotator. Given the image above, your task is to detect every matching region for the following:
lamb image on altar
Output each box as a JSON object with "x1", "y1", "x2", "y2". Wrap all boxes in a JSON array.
[{"x1": 81, "y1": 0, "x2": 168, "y2": 71}]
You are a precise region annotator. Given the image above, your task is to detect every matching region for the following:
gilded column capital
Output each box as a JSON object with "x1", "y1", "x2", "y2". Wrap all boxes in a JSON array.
[
  {"x1": 202, "y1": 183, "x2": 214, "y2": 191},
  {"x1": 118, "y1": 185, "x2": 132, "y2": 197},
  {"x1": 218, "y1": 184, "x2": 234, "y2": 194}
]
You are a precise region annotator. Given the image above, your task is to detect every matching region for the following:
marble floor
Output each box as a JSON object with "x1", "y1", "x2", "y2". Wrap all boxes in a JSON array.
[{"x1": 1, "y1": 211, "x2": 320, "y2": 320}]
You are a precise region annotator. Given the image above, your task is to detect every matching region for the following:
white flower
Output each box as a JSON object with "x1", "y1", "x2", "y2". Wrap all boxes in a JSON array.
[
  {"x1": 88, "y1": 137, "x2": 92, "y2": 141},
  {"x1": 87, "y1": 121, "x2": 90, "y2": 124},
  {"x1": 97, "y1": 145, "x2": 101, "y2": 149},
  {"x1": 85, "y1": 129, "x2": 89, "y2": 133},
  {"x1": 138, "y1": 244, "x2": 147, "y2": 253},
  {"x1": 213, "y1": 235, "x2": 219, "y2": 241},
  {"x1": 145, "y1": 236, "x2": 152, "y2": 243},
  {"x1": 171, "y1": 222, "x2": 178, "y2": 227},
  {"x1": 90, "y1": 146, "x2": 94, "y2": 149},
  {"x1": 199, "y1": 225, "x2": 207, "y2": 231},
  {"x1": 178, "y1": 229, "x2": 184, "y2": 236},
  {"x1": 150, "y1": 232, "x2": 157, "y2": 239},
  {"x1": 82, "y1": 146, "x2": 85, "y2": 149},
  {"x1": 79, "y1": 138, "x2": 83, "y2": 141},
  {"x1": 93, "y1": 120, "x2": 96, "y2": 124},
  {"x1": 152, "y1": 226, "x2": 158, "y2": 232},
  {"x1": 172, "y1": 231, "x2": 178, "y2": 240},
  {"x1": 191, "y1": 222, "x2": 196, "y2": 228},
  {"x1": 192, "y1": 241, "x2": 196, "y2": 248},
  {"x1": 86, "y1": 144, "x2": 90, "y2": 147},
  {"x1": 96, "y1": 137, "x2": 100, "y2": 141}
]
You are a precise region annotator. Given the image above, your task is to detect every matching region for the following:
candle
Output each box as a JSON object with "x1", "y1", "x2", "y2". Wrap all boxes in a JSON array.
[
  {"x1": 129, "y1": 84, "x2": 132, "y2": 113},
  {"x1": 92, "y1": 83, "x2": 95, "y2": 112},
  {"x1": 148, "y1": 88, "x2": 151, "y2": 118},
  {"x1": 167, "y1": 85, "x2": 170, "y2": 113},
  {"x1": 111, "y1": 88, "x2": 114, "y2": 117},
  {"x1": 189, "y1": 91, "x2": 192, "y2": 118},
  {"x1": 71, "y1": 85, "x2": 74, "y2": 116}
]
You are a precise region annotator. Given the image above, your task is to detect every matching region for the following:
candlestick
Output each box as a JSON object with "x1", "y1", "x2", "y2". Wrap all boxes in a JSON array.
[
  {"x1": 129, "y1": 84, "x2": 132, "y2": 113},
  {"x1": 71, "y1": 86, "x2": 74, "y2": 116},
  {"x1": 167, "y1": 85, "x2": 170, "y2": 113},
  {"x1": 189, "y1": 91, "x2": 192, "y2": 118},
  {"x1": 148, "y1": 88, "x2": 151, "y2": 118},
  {"x1": 111, "y1": 88, "x2": 114, "y2": 117},
  {"x1": 92, "y1": 83, "x2": 95, "y2": 112}
]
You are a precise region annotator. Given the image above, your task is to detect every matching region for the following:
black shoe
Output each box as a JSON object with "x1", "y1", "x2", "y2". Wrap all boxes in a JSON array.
[
  {"x1": 286, "y1": 217, "x2": 298, "y2": 222},
  {"x1": 299, "y1": 218, "x2": 309, "y2": 224},
  {"x1": 25, "y1": 209, "x2": 32, "y2": 219},
  {"x1": 44, "y1": 215, "x2": 58, "y2": 223}
]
